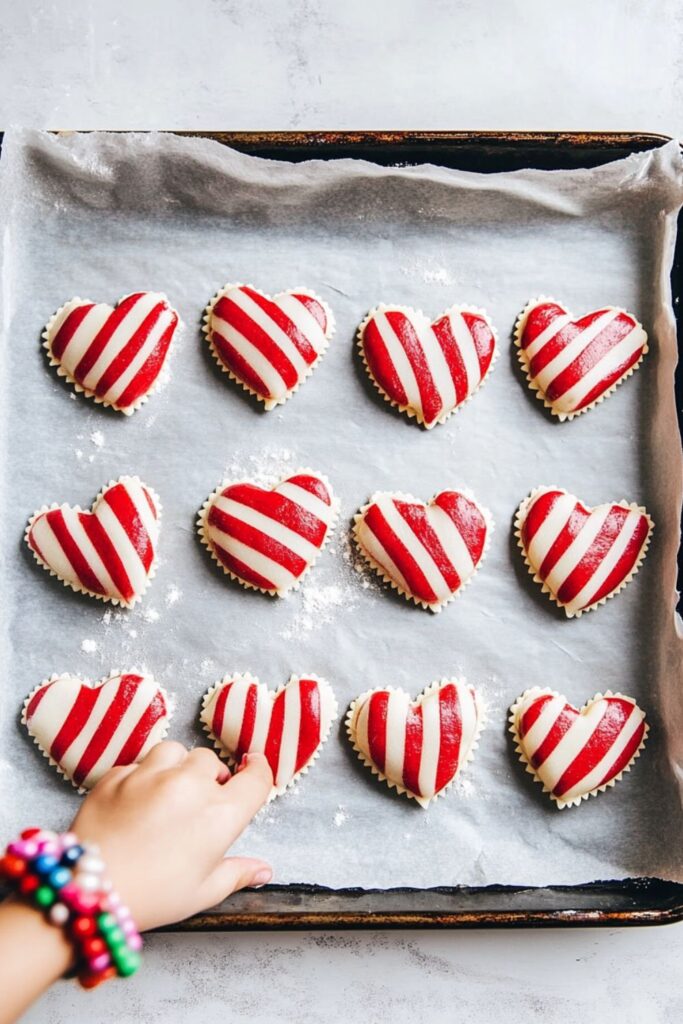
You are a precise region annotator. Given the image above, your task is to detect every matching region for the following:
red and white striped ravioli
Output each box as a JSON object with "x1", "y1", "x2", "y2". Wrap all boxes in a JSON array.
[
  {"x1": 347, "y1": 679, "x2": 484, "y2": 807},
  {"x1": 26, "y1": 476, "x2": 161, "y2": 609},
  {"x1": 22, "y1": 671, "x2": 171, "y2": 792},
  {"x1": 201, "y1": 673, "x2": 338, "y2": 801},
  {"x1": 199, "y1": 470, "x2": 337, "y2": 596},
  {"x1": 353, "y1": 490, "x2": 492, "y2": 611},
  {"x1": 44, "y1": 292, "x2": 180, "y2": 414},
  {"x1": 515, "y1": 487, "x2": 653, "y2": 618},
  {"x1": 514, "y1": 298, "x2": 648, "y2": 421},
  {"x1": 359, "y1": 304, "x2": 497, "y2": 428},
  {"x1": 204, "y1": 283, "x2": 335, "y2": 409},
  {"x1": 509, "y1": 687, "x2": 648, "y2": 809}
]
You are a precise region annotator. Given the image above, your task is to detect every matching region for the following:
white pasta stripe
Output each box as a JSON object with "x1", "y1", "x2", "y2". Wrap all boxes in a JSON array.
[
  {"x1": 354, "y1": 522, "x2": 411, "y2": 593},
  {"x1": 447, "y1": 310, "x2": 481, "y2": 396},
  {"x1": 383, "y1": 692, "x2": 408, "y2": 787},
  {"x1": 559, "y1": 707, "x2": 643, "y2": 803},
  {"x1": 415, "y1": 318, "x2": 455, "y2": 413},
  {"x1": 522, "y1": 313, "x2": 572, "y2": 360},
  {"x1": 275, "y1": 481, "x2": 334, "y2": 521},
  {"x1": 276, "y1": 682, "x2": 302, "y2": 788},
  {"x1": 55, "y1": 304, "x2": 111, "y2": 363},
  {"x1": 208, "y1": 528, "x2": 298, "y2": 591},
  {"x1": 417, "y1": 692, "x2": 441, "y2": 799},
  {"x1": 61, "y1": 512, "x2": 119, "y2": 598},
  {"x1": 276, "y1": 294, "x2": 328, "y2": 354},
  {"x1": 525, "y1": 494, "x2": 577, "y2": 571},
  {"x1": 428, "y1": 505, "x2": 475, "y2": 580}
]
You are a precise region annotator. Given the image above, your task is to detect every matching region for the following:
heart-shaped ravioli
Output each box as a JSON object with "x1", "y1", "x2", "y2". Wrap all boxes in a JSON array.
[
  {"x1": 359, "y1": 303, "x2": 497, "y2": 428},
  {"x1": 509, "y1": 687, "x2": 648, "y2": 808},
  {"x1": 198, "y1": 469, "x2": 338, "y2": 596},
  {"x1": 347, "y1": 679, "x2": 484, "y2": 807},
  {"x1": 25, "y1": 476, "x2": 161, "y2": 608},
  {"x1": 515, "y1": 486, "x2": 653, "y2": 618},
  {"x1": 22, "y1": 671, "x2": 172, "y2": 792},
  {"x1": 204, "y1": 283, "x2": 335, "y2": 409},
  {"x1": 200, "y1": 673, "x2": 338, "y2": 800},
  {"x1": 353, "y1": 489, "x2": 492, "y2": 611},
  {"x1": 44, "y1": 292, "x2": 180, "y2": 414},
  {"x1": 514, "y1": 297, "x2": 647, "y2": 421}
]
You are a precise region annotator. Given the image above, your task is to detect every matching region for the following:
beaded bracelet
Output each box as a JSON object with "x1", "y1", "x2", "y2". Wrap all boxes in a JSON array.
[{"x1": 0, "y1": 828, "x2": 142, "y2": 988}]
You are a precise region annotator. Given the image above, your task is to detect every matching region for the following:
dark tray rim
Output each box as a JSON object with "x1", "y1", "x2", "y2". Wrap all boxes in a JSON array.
[{"x1": 3, "y1": 129, "x2": 682, "y2": 929}]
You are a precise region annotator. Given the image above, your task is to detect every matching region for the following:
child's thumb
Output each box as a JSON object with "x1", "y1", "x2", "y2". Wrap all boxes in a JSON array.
[{"x1": 203, "y1": 856, "x2": 273, "y2": 907}]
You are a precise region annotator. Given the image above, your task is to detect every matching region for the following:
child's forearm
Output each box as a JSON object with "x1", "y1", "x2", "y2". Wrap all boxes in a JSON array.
[{"x1": 0, "y1": 898, "x2": 74, "y2": 1024}]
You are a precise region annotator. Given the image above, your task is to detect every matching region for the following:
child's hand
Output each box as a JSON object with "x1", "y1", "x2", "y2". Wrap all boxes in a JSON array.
[{"x1": 70, "y1": 741, "x2": 274, "y2": 931}]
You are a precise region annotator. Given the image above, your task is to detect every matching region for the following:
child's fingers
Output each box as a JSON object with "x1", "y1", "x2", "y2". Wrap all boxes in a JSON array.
[
  {"x1": 138, "y1": 740, "x2": 189, "y2": 772},
  {"x1": 184, "y1": 746, "x2": 231, "y2": 783},
  {"x1": 202, "y1": 856, "x2": 273, "y2": 907},
  {"x1": 214, "y1": 752, "x2": 273, "y2": 839}
]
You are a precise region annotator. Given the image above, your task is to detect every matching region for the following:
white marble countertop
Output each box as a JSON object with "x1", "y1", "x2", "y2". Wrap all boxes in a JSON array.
[{"x1": 3, "y1": 1, "x2": 682, "y2": 1021}]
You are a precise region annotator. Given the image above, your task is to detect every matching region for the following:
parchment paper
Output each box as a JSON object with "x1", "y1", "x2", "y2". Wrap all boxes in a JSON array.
[{"x1": 1, "y1": 128, "x2": 682, "y2": 888}]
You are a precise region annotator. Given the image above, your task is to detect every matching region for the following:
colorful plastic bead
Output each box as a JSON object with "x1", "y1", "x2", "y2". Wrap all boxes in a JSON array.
[
  {"x1": 49, "y1": 902, "x2": 70, "y2": 926},
  {"x1": 113, "y1": 948, "x2": 141, "y2": 977},
  {"x1": 34, "y1": 885, "x2": 56, "y2": 908},
  {"x1": 33, "y1": 853, "x2": 59, "y2": 876},
  {"x1": 48, "y1": 866, "x2": 72, "y2": 890},
  {"x1": 19, "y1": 874, "x2": 40, "y2": 896},
  {"x1": 61, "y1": 844, "x2": 84, "y2": 866},
  {"x1": 89, "y1": 952, "x2": 112, "y2": 973},
  {"x1": 82, "y1": 937, "x2": 107, "y2": 959},
  {"x1": 72, "y1": 915, "x2": 98, "y2": 939},
  {"x1": 20, "y1": 827, "x2": 42, "y2": 840},
  {"x1": 127, "y1": 933, "x2": 143, "y2": 952},
  {"x1": 0, "y1": 854, "x2": 27, "y2": 878}
]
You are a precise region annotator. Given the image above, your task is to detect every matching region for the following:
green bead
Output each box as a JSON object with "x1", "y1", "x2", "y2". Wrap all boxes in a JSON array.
[
  {"x1": 97, "y1": 912, "x2": 117, "y2": 933},
  {"x1": 106, "y1": 927, "x2": 127, "y2": 950},
  {"x1": 34, "y1": 885, "x2": 56, "y2": 908},
  {"x1": 114, "y1": 949, "x2": 141, "y2": 977}
]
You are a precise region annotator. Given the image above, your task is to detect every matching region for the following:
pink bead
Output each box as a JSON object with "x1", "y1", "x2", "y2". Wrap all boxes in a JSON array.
[
  {"x1": 121, "y1": 919, "x2": 137, "y2": 935},
  {"x1": 71, "y1": 891, "x2": 99, "y2": 915},
  {"x1": 127, "y1": 933, "x2": 143, "y2": 951},
  {"x1": 59, "y1": 883, "x2": 79, "y2": 907},
  {"x1": 115, "y1": 904, "x2": 130, "y2": 920},
  {"x1": 8, "y1": 840, "x2": 38, "y2": 859},
  {"x1": 88, "y1": 953, "x2": 111, "y2": 973},
  {"x1": 105, "y1": 891, "x2": 121, "y2": 908},
  {"x1": 37, "y1": 839, "x2": 59, "y2": 856},
  {"x1": 60, "y1": 832, "x2": 78, "y2": 848}
]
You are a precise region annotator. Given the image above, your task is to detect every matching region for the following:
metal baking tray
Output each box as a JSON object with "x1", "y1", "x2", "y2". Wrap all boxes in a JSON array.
[{"x1": 3, "y1": 130, "x2": 682, "y2": 929}]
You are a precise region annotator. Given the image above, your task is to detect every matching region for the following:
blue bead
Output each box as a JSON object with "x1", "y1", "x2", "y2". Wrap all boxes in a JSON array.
[
  {"x1": 61, "y1": 845, "x2": 84, "y2": 866},
  {"x1": 33, "y1": 854, "x2": 59, "y2": 876},
  {"x1": 48, "y1": 866, "x2": 71, "y2": 890}
]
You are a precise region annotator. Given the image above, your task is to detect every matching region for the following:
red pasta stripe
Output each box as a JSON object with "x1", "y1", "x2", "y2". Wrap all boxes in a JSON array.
[
  {"x1": 435, "y1": 684, "x2": 463, "y2": 794},
  {"x1": 237, "y1": 684, "x2": 259, "y2": 756},
  {"x1": 41, "y1": 512, "x2": 108, "y2": 597},
  {"x1": 552, "y1": 701, "x2": 622, "y2": 798},
  {"x1": 385, "y1": 311, "x2": 442, "y2": 426},
  {"x1": 363, "y1": 503, "x2": 437, "y2": 604},
  {"x1": 529, "y1": 708, "x2": 576, "y2": 770},
  {"x1": 73, "y1": 293, "x2": 143, "y2": 383},
  {"x1": 50, "y1": 304, "x2": 96, "y2": 360},
  {"x1": 94, "y1": 300, "x2": 166, "y2": 398},
  {"x1": 104, "y1": 483, "x2": 154, "y2": 571},
  {"x1": 214, "y1": 295, "x2": 299, "y2": 389},
  {"x1": 295, "y1": 679, "x2": 321, "y2": 773},
  {"x1": 263, "y1": 690, "x2": 286, "y2": 778},
  {"x1": 209, "y1": 509, "x2": 307, "y2": 577},
  {"x1": 114, "y1": 690, "x2": 167, "y2": 767},
  {"x1": 50, "y1": 686, "x2": 102, "y2": 764},
  {"x1": 244, "y1": 287, "x2": 319, "y2": 365},
  {"x1": 367, "y1": 692, "x2": 390, "y2": 773},
  {"x1": 211, "y1": 683, "x2": 231, "y2": 740},
  {"x1": 395, "y1": 500, "x2": 460, "y2": 591},
  {"x1": 402, "y1": 704, "x2": 423, "y2": 797},
  {"x1": 114, "y1": 312, "x2": 178, "y2": 409},
  {"x1": 431, "y1": 315, "x2": 470, "y2": 404},
  {"x1": 79, "y1": 512, "x2": 133, "y2": 604},
  {"x1": 72, "y1": 676, "x2": 140, "y2": 786}
]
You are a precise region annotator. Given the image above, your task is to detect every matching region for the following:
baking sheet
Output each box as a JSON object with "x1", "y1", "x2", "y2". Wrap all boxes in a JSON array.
[{"x1": 0, "y1": 129, "x2": 682, "y2": 889}]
